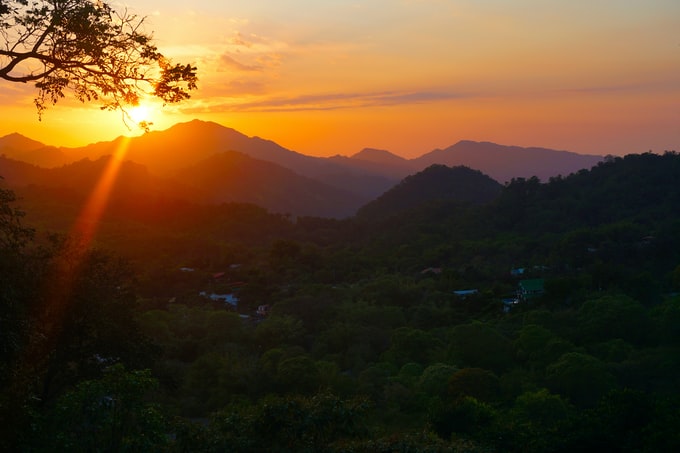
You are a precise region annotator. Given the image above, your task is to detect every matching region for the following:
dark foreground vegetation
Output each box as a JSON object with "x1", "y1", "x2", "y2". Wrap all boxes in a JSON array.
[{"x1": 2, "y1": 152, "x2": 680, "y2": 451}]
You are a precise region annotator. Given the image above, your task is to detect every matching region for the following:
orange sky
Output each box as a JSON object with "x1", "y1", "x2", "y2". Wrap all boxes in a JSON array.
[{"x1": 1, "y1": 0, "x2": 678, "y2": 158}]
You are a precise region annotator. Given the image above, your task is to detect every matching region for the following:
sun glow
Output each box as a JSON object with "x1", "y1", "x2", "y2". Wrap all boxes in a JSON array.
[{"x1": 128, "y1": 104, "x2": 153, "y2": 125}]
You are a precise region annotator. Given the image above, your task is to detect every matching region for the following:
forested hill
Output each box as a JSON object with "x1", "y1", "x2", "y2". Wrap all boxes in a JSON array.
[
  {"x1": 357, "y1": 164, "x2": 503, "y2": 220},
  {"x1": 342, "y1": 153, "x2": 680, "y2": 301},
  {"x1": 482, "y1": 152, "x2": 679, "y2": 240},
  {"x1": 357, "y1": 152, "x2": 680, "y2": 232}
]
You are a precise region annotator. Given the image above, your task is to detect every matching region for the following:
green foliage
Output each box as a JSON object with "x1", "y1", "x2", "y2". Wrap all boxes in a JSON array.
[
  {"x1": 545, "y1": 352, "x2": 615, "y2": 407},
  {"x1": 179, "y1": 393, "x2": 369, "y2": 452},
  {"x1": 276, "y1": 355, "x2": 321, "y2": 394},
  {"x1": 0, "y1": 185, "x2": 38, "y2": 378},
  {"x1": 447, "y1": 368, "x2": 500, "y2": 403},
  {"x1": 38, "y1": 364, "x2": 169, "y2": 452},
  {"x1": 37, "y1": 245, "x2": 155, "y2": 401},
  {"x1": 447, "y1": 322, "x2": 514, "y2": 373},
  {"x1": 6, "y1": 151, "x2": 680, "y2": 450},
  {"x1": 651, "y1": 296, "x2": 680, "y2": 344},
  {"x1": 255, "y1": 315, "x2": 305, "y2": 350},
  {"x1": 514, "y1": 324, "x2": 574, "y2": 369},
  {"x1": 182, "y1": 348, "x2": 257, "y2": 414},
  {"x1": 428, "y1": 396, "x2": 496, "y2": 440},
  {"x1": 333, "y1": 430, "x2": 476, "y2": 453},
  {"x1": 382, "y1": 327, "x2": 446, "y2": 367},
  {"x1": 507, "y1": 389, "x2": 573, "y2": 452},
  {"x1": 417, "y1": 363, "x2": 458, "y2": 399},
  {"x1": 577, "y1": 295, "x2": 649, "y2": 345}
]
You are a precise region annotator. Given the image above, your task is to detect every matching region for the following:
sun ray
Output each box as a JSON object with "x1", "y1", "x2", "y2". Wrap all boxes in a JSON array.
[
  {"x1": 69, "y1": 136, "x2": 131, "y2": 247},
  {"x1": 16, "y1": 137, "x2": 133, "y2": 398}
]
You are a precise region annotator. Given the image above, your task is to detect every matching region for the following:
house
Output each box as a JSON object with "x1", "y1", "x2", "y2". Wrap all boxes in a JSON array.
[
  {"x1": 453, "y1": 289, "x2": 479, "y2": 299},
  {"x1": 502, "y1": 297, "x2": 520, "y2": 313},
  {"x1": 517, "y1": 279, "x2": 544, "y2": 301},
  {"x1": 199, "y1": 291, "x2": 239, "y2": 308},
  {"x1": 224, "y1": 281, "x2": 246, "y2": 289},
  {"x1": 421, "y1": 267, "x2": 443, "y2": 275},
  {"x1": 510, "y1": 267, "x2": 525, "y2": 277}
]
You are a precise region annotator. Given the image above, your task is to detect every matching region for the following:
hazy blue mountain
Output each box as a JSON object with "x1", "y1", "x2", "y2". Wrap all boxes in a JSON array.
[{"x1": 413, "y1": 140, "x2": 603, "y2": 183}]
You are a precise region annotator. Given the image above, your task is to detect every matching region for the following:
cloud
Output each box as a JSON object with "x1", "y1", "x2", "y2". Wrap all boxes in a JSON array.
[
  {"x1": 219, "y1": 55, "x2": 263, "y2": 72},
  {"x1": 232, "y1": 90, "x2": 463, "y2": 112},
  {"x1": 182, "y1": 89, "x2": 464, "y2": 114},
  {"x1": 552, "y1": 78, "x2": 680, "y2": 96}
]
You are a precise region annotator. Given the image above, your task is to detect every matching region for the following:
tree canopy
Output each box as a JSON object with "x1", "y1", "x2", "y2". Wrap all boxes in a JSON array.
[{"x1": 0, "y1": 0, "x2": 197, "y2": 122}]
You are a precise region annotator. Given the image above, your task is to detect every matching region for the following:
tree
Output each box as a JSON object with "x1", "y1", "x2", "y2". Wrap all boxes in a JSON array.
[
  {"x1": 38, "y1": 364, "x2": 169, "y2": 452},
  {"x1": 0, "y1": 0, "x2": 197, "y2": 124},
  {"x1": 545, "y1": 352, "x2": 615, "y2": 408},
  {"x1": 447, "y1": 368, "x2": 500, "y2": 403}
]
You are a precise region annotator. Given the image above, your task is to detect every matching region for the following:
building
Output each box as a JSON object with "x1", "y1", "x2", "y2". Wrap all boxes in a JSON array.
[{"x1": 518, "y1": 279, "x2": 545, "y2": 301}]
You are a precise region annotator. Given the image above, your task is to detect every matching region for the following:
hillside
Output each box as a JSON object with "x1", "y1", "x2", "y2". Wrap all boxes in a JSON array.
[
  {"x1": 0, "y1": 133, "x2": 67, "y2": 168},
  {"x1": 176, "y1": 151, "x2": 363, "y2": 217},
  {"x1": 357, "y1": 164, "x2": 503, "y2": 219},
  {"x1": 3, "y1": 146, "x2": 680, "y2": 452}
]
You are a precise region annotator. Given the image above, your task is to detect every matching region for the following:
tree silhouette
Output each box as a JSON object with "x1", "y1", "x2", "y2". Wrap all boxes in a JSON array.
[{"x1": 0, "y1": 0, "x2": 197, "y2": 124}]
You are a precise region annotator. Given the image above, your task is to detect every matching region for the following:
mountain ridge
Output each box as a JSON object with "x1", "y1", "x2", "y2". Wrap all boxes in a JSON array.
[{"x1": 1, "y1": 119, "x2": 608, "y2": 217}]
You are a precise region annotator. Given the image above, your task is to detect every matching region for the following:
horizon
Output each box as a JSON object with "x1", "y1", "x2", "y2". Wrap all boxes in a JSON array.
[
  {"x1": 1, "y1": 118, "x2": 614, "y2": 160},
  {"x1": 1, "y1": 1, "x2": 678, "y2": 158}
]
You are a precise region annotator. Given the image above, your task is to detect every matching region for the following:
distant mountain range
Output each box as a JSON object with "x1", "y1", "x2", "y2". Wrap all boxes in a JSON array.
[{"x1": 1, "y1": 119, "x2": 604, "y2": 217}]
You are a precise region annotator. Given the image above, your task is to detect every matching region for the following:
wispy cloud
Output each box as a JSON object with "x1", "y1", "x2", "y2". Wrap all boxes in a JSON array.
[
  {"x1": 182, "y1": 89, "x2": 464, "y2": 114},
  {"x1": 219, "y1": 55, "x2": 263, "y2": 72},
  {"x1": 553, "y1": 79, "x2": 680, "y2": 96}
]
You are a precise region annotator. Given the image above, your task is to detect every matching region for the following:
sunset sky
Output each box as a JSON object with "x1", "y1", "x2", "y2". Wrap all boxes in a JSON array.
[{"x1": 1, "y1": 0, "x2": 678, "y2": 158}]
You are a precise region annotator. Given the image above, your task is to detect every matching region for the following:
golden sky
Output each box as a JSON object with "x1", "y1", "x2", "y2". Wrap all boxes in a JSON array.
[{"x1": 1, "y1": 0, "x2": 678, "y2": 158}]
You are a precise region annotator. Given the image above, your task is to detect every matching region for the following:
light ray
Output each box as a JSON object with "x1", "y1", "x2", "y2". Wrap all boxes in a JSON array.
[
  {"x1": 16, "y1": 137, "x2": 132, "y2": 399},
  {"x1": 69, "y1": 136, "x2": 131, "y2": 247}
]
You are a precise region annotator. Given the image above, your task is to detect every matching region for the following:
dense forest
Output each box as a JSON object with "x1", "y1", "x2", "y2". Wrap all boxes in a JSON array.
[{"x1": 2, "y1": 152, "x2": 680, "y2": 451}]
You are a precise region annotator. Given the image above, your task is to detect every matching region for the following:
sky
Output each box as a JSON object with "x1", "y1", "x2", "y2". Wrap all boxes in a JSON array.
[{"x1": 1, "y1": 0, "x2": 679, "y2": 158}]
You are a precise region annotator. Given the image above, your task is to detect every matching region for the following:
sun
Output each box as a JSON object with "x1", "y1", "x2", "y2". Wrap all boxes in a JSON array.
[{"x1": 128, "y1": 104, "x2": 153, "y2": 124}]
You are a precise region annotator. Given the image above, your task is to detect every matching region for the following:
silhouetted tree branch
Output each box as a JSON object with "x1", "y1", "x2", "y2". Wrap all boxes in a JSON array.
[{"x1": 0, "y1": 0, "x2": 197, "y2": 123}]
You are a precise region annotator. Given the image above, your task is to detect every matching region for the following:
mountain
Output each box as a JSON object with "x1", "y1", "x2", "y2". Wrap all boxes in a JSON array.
[
  {"x1": 0, "y1": 133, "x2": 68, "y2": 168},
  {"x1": 0, "y1": 155, "x2": 48, "y2": 186},
  {"x1": 2, "y1": 120, "x2": 609, "y2": 219},
  {"x1": 0, "y1": 132, "x2": 46, "y2": 151},
  {"x1": 119, "y1": 121, "x2": 405, "y2": 201},
  {"x1": 327, "y1": 148, "x2": 413, "y2": 182},
  {"x1": 357, "y1": 164, "x2": 503, "y2": 219},
  {"x1": 1, "y1": 148, "x2": 362, "y2": 218},
  {"x1": 413, "y1": 140, "x2": 603, "y2": 183},
  {"x1": 351, "y1": 148, "x2": 412, "y2": 167},
  {"x1": 3, "y1": 155, "x2": 199, "y2": 203},
  {"x1": 26, "y1": 120, "x2": 395, "y2": 202},
  {"x1": 176, "y1": 151, "x2": 363, "y2": 218}
]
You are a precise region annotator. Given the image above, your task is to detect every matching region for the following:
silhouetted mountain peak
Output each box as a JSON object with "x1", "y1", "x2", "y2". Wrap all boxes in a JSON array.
[
  {"x1": 351, "y1": 148, "x2": 408, "y2": 165},
  {"x1": 0, "y1": 132, "x2": 48, "y2": 151}
]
